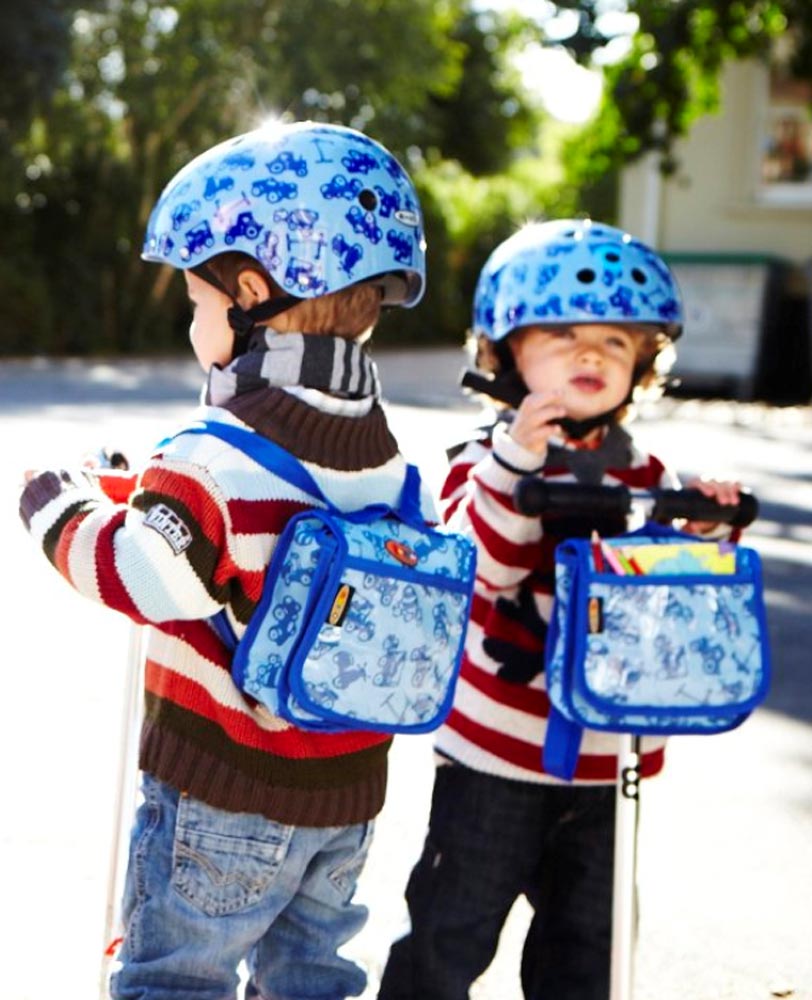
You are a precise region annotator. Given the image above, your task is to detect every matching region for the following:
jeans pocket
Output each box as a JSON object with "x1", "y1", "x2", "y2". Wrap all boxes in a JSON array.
[
  {"x1": 327, "y1": 822, "x2": 374, "y2": 903},
  {"x1": 171, "y1": 794, "x2": 293, "y2": 917}
]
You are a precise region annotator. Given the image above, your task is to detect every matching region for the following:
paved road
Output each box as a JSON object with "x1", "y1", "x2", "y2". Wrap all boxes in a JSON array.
[{"x1": 0, "y1": 351, "x2": 810, "y2": 1000}]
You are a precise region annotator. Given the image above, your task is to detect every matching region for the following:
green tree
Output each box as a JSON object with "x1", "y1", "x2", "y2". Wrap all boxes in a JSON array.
[{"x1": 3, "y1": 0, "x2": 552, "y2": 355}]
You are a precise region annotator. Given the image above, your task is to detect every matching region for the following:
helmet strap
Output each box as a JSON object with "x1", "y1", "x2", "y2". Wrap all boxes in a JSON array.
[
  {"x1": 557, "y1": 409, "x2": 620, "y2": 440},
  {"x1": 558, "y1": 366, "x2": 642, "y2": 440},
  {"x1": 191, "y1": 264, "x2": 301, "y2": 359}
]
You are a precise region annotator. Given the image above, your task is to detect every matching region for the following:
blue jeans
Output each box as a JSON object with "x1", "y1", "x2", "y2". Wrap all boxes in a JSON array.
[
  {"x1": 110, "y1": 773, "x2": 373, "y2": 1000},
  {"x1": 377, "y1": 764, "x2": 616, "y2": 1000}
]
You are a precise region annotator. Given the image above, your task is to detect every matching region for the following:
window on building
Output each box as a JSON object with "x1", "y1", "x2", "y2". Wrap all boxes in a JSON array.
[{"x1": 760, "y1": 70, "x2": 812, "y2": 203}]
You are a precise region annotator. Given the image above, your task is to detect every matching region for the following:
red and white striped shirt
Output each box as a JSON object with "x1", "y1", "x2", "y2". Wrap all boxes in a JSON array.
[{"x1": 435, "y1": 419, "x2": 677, "y2": 784}]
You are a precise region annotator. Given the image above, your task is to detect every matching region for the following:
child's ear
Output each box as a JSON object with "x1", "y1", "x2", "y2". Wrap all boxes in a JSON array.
[{"x1": 235, "y1": 268, "x2": 272, "y2": 308}]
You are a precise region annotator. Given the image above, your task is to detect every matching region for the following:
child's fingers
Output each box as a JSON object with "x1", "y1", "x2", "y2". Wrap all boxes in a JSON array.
[
  {"x1": 688, "y1": 477, "x2": 741, "y2": 507},
  {"x1": 518, "y1": 391, "x2": 568, "y2": 426},
  {"x1": 682, "y1": 478, "x2": 742, "y2": 534},
  {"x1": 510, "y1": 393, "x2": 568, "y2": 453}
]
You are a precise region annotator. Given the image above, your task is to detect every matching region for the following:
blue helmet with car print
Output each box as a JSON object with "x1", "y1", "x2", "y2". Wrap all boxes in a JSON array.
[
  {"x1": 473, "y1": 219, "x2": 683, "y2": 342},
  {"x1": 142, "y1": 121, "x2": 426, "y2": 307}
]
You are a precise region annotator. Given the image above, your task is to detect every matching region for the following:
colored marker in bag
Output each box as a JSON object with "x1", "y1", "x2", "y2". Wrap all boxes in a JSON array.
[
  {"x1": 600, "y1": 542, "x2": 627, "y2": 575},
  {"x1": 614, "y1": 550, "x2": 638, "y2": 575},
  {"x1": 625, "y1": 555, "x2": 645, "y2": 575},
  {"x1": 590, "y1": 531, "x2": 605, "y2": 572}
]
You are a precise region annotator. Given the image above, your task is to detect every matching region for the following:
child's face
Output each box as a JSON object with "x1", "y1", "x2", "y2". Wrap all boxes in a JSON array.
[
  {"x1": 184, "y1": 271, "x2": 235, "y2": 372},
  {"x1": 508, "y1": 323, "x2": 642, "y2": 421}
]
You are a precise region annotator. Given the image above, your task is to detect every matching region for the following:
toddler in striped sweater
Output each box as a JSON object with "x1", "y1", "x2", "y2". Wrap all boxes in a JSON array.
[
  {"x1": 378, "y1": 220, "x2": 741, "y2": 1000},
  {"x1": 20, "y1": 122, "x2": 432, "y2": 1000}
]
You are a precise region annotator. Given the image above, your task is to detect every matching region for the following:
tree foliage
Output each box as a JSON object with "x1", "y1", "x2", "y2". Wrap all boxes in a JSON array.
[{"x1": 558, "y1": 0, "x2": 811, "y2": 193}]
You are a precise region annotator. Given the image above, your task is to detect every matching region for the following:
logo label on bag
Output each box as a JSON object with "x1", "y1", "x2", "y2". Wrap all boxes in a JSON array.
[
  {"x1": 143, "y1": 503, "x2": 193, "y2": 555},
  {"x1": 327, "y1": 583, "x2": 354, "y2": 626},
  {"x1": 385, "y1": 539, "x2": 418, "y2": 567},
  {"x1": 588, "y1": 596, "x2": 604, "y2": 634}
]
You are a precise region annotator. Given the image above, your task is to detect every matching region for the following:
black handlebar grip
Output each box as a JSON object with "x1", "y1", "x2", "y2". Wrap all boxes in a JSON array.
[
  {"x1": 514, "y1": 479, "x2": 632, "y2": 517},
  {"x1": 514, "y1": 479, "x2": 759, "y2": 528},
  {"x1": 651, "y1": 489, "x2": 758, "y2": 528}
]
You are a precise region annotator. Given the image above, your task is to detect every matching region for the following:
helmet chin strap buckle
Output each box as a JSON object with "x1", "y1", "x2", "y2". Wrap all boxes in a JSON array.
[
  {"x1": 224, "y1": 296, "x2": 303, "y2": 358},
  {"x1": 226, "y1": 305, "x2": 257, "y2": 338},
  {"x1": 555, "y1": 411, "x2": 618, "y2": 440}
]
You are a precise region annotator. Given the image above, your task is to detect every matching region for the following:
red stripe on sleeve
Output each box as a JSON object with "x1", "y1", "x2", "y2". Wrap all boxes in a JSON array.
[
  {"x1": 94, "y1": 510, "x2": 149, "y2": 624},
  {"x1": 227, "y1": 498, "x2": 314, "y2": 535},
  {"x1": 440, "y1": 463, "x2": 471, "y2": 503},
  {"x1": 471, "y1": 473, "x2": 521, "y2": 512},
  {"x1": 613, "y1": 456, "x2": 666, "y2": 489},
  {"x1": 53, "y1": 512, "x2": 88, "y2": 584},
  {"x1": 468, "y1": 503, "x2": 537, "y2": 571}
]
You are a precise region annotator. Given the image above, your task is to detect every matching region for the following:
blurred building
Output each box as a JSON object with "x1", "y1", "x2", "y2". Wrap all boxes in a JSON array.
[{"x1": 619, "y1": 59, "x2": 812, "y2": 403}]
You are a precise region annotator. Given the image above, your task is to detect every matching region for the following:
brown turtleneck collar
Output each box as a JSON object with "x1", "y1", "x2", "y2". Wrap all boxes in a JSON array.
[{"x1": 223, "y1": 386, "x2": 400, "y2": 472}]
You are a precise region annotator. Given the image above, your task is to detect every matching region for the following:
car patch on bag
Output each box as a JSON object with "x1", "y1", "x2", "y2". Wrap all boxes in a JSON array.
[{"x1": 385, "y1": 539, "x2": 418, "y2": 567}]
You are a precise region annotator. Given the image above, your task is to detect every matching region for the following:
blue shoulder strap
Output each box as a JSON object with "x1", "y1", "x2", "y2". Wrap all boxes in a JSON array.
[
  {"x1": 542, "y1": 709, "x2": 582, "y2": 781},
  {"x1": 171, "y1": 418, "x2": 424, "y2": 523},
  {"x1": 178, "y1": 419, "x2": 332, "y2": 505}
]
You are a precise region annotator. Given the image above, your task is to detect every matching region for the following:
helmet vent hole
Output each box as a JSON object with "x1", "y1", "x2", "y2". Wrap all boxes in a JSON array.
[
  {"x1": 631, "y1": 268, "x2": 647, "y2": 284},
  {"x1": 576, "y1": 268, "x2": 596, "y2": 284},
  {"x1": 359, "y1": 189, "x2": 377, "y2": 211},
  {"x1": 606, "y1": 252, "x2": 620, "y2": 262}
]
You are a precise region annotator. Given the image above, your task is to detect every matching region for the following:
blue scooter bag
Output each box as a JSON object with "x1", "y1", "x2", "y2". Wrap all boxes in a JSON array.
[
  {"x1": 544, "y1": 522, "x2": 771, "y2": 779},
  {"x1": 178, "y1": 420, "x2": 477, "y2": 735}
]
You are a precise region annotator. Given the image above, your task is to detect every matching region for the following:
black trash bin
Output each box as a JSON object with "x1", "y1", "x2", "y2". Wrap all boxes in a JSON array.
[{"x1": 663, "y1": 252, "x2": 809, "y2": 403}]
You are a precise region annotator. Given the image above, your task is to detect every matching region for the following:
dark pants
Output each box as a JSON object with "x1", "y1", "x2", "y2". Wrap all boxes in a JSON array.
[{"x1": 378, "y1": 764, "x2": 616, "y2": 1000}]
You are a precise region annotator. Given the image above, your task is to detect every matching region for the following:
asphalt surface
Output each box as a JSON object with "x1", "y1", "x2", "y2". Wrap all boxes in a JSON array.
[{"x1": 0, "y1": 349, "x2": 810, "y2": 1000}]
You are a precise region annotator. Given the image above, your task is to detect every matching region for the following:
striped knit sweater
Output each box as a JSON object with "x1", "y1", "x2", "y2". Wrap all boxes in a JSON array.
[
  {"x1": 435, "y1": 418, "x2": 678, "y2": 785},
  {"x1": 20, "y1": 380, "x2": 433, "y2": 826}
]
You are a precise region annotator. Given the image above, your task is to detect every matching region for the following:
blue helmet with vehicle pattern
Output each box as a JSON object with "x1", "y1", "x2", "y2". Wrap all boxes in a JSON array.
[
  {"x1": 473, "y1": 219, "x2": 683, "y2": 342},
  {"x1": 142, "y1": 121, "x2": 426, "y2": 307}
]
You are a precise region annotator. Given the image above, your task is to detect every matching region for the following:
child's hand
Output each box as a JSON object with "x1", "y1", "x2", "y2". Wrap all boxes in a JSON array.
[
  {"x1": 509, "y1": 391, "x2": 568, "y2": 456},
  {"x1": 683, "y1": 477, "x2": 741, "y2": 534}
]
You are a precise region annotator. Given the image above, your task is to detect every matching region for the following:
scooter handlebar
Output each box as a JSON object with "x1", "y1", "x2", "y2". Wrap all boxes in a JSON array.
[{"x1": 513, "y1": 479, "x2": 758, "y2": 528}]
